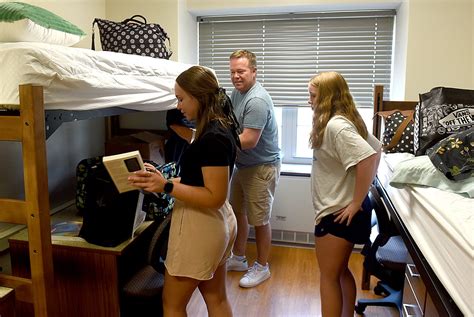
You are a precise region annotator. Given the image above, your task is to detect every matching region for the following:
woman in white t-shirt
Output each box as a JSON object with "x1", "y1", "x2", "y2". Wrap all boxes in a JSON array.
[{"x1": 308, "y1": 72, "x2": 382, "y2": 317}]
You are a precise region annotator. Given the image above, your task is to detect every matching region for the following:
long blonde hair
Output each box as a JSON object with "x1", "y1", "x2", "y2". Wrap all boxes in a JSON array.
[{"x1": 309, "y1": 72, "x2": 368, "y2": 149}]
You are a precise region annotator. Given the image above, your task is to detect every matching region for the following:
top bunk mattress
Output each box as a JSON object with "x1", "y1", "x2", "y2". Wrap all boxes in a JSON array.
[
  {"x1": 377, "y1": 153, "x2": 473, "y2": 317},
  {"x1": 0, "y1": 42, "x2": 193, "y2": 111}
]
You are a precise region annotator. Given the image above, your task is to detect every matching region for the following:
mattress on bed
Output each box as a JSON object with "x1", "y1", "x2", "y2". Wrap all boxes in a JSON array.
[
  {"x1": 0, "y1": 42, "x2": 193, "y2": 111},
  {"x1": 378, "y1": 153, "x2": 473, "y2": 317}
]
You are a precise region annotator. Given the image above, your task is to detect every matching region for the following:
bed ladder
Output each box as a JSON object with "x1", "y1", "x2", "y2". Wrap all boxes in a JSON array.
[{"x1": 0, "y1": 85, "x2": 56, "y2": 316}]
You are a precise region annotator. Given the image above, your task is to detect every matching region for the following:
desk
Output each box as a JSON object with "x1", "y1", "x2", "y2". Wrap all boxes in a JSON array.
[
  {"x1": 8, "y1": 220, "x2": 154, "y2": 317},
  {"x1": 0, "y1": 287, "x2": 15, "y2": 317}
]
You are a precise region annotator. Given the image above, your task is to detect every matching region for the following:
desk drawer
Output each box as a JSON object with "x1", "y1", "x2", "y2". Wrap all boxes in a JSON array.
[
  {"x1": 402, "y1": 279, "x2": 423, "y2": 317},
  {"x1": 405, "y1": 263, "x2": 426, "y2": 308}
]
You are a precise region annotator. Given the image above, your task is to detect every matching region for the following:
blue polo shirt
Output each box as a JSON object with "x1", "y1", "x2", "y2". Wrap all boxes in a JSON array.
[{"x1": 231, "y1": 81, "x2": 280, "y2": 168}]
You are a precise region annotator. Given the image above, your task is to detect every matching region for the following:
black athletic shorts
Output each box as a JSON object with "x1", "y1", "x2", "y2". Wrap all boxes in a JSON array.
[{"x1": 314, "y1": 196, "x2": 372, "y2": 245}]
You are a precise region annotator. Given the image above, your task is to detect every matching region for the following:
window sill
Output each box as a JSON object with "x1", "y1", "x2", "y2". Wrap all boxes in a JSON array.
[{"x1": 281, "y1": 163, "x2": 311, "y2": 177}]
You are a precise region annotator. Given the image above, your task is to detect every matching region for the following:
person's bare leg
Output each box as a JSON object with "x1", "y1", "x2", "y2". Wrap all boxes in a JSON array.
[
  {"x1": 232, "y1": 211, "x2": 249, "y2": 256},
  {"x1": 199, "y1": 264, "x2": 233, "y2": 317},
  {"x1": 315, "y1": 234, "x2": 354, "y2": 317},
  {"x1": 162, "y1": 269, "x2": 200, "y2": 317},
  {"x1": 340, "y1": 267, "x2": 357, "y2": 317},
  {"x1": 254, "y1": 222, "x2": 271, "y2": 265}
]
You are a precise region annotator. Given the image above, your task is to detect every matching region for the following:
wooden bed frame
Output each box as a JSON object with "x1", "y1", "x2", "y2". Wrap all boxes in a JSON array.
[
  {"x1": 0, "y1": 85, "x2": 163, "y2": 316},
  {"x1": 370, "y1": 85, "x2": 463, "y2": 316},
  {"x1": 0, "y1": 85, "x2": 55, "y2": 316},
  {"x1": 371, "y1": 84, "x2": 418, "y2": 138}
]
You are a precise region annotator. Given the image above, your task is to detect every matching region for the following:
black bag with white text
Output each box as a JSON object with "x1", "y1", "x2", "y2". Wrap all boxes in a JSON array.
[
  {"x1": 413, "y1": 87, "x2": 474, "y2": 155},
  {"x1": 92, "y1": 15, "x2": 172, "y2": 59}
]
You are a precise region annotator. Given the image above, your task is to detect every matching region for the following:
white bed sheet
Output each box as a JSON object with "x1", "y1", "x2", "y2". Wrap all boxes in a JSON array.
[
  {"x1": 378, "y1": 153, "x2": 473, "y2": 316},
  {"x1": 0, "y1": 42, "x2": 193, "y2": 111}
]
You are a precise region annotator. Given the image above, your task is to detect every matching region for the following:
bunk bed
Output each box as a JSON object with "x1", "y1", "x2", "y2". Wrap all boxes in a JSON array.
[
  {"x1": 0, "y1": 42, "x2": 192, "y2": 316},
  {"x1": 371, "y1": 85, "x2": 472, "y2": 317}
]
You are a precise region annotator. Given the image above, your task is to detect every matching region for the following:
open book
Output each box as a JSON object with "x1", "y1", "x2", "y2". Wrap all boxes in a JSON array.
[{"x1": 102, "y1": 150, "x2": 144, "y2": 193}]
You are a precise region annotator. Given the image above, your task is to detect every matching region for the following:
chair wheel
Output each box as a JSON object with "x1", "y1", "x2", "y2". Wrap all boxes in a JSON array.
[
  {"x1": 355, "y1": 304, "x2": 366, "y2": 314},
  {"x1": 374, "y1": 284, "x2": 385, "y2": 295}
]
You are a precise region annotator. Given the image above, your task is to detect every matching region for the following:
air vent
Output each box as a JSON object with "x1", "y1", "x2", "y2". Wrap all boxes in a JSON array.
[{"x1": 248, "y1": 227, "x2": 314, "y2": 247}]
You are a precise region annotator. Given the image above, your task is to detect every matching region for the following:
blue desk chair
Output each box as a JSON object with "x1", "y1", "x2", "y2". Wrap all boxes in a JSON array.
[{"x1": 355, "y1": 185, "x2": 408, "y2": 314}]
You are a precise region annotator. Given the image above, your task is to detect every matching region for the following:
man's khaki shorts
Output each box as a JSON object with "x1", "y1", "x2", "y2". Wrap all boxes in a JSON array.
[{"x1": 230, "y1": 162, "x2": 281, "y2": 226}]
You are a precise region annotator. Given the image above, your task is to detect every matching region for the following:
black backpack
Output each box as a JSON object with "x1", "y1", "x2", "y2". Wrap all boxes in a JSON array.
[
  {"x1": 76, "y1": 156, "x2": 139, "y2": 247},
  {"x1": 75, "y1": 157, "x2": 177, "y2": 247}
]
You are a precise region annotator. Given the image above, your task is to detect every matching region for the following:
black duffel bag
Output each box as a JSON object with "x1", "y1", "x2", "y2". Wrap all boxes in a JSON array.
[{"x1": 92, "y1": 14, "x2": 172, "y2": 59}]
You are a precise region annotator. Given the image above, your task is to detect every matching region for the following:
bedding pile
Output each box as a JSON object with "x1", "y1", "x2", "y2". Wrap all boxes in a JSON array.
[{"x1": 0, "y1": 42, "x2": 193, "y2": 111}]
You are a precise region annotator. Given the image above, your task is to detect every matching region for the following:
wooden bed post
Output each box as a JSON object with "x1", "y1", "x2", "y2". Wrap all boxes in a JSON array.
[
  {"x1": 372, "y1": 85, "x2": 384, "y2": 137},
  {"x1": 19, "y1": 84, "x2": 57, "y2": 317}
]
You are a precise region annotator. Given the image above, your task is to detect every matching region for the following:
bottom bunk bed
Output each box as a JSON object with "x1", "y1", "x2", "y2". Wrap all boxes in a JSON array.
[{"x1": 372, "y1": 85, "x2": 471, "y2": 317}]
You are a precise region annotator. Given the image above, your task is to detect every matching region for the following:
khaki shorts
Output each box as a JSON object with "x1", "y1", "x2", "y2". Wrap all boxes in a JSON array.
[
  {"x1": 230, "y1": 162, "x2": 281, "y2": 226},
  {"x1": 165, "y1": 200, "x2": 237, "y2": 280}
]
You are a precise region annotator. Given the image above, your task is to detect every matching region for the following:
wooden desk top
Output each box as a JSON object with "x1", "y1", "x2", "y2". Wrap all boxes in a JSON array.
[{"x1": 9, "y1": 217, "x2": 153, "y2": 256}]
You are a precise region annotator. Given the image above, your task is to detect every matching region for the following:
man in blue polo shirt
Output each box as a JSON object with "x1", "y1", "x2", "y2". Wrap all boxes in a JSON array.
[{"x1": 227, "y1": 49, "x2": 281, "y2": 288}]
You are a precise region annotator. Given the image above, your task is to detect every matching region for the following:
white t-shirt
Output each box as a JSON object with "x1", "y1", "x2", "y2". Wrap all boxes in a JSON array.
[{"x1": 311, "y1": 115, "x2": 382, "y2": 225}]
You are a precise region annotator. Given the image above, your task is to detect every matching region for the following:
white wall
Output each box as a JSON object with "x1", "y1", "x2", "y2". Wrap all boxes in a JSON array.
[
  {"x1": 391, "y1": 1, "x2": 409, "y2": 99},
  {"x1": 271, "y1": 175, "x2": 313, "y2": 234},
  {"x1": 403, "y1": 0, "x2": 473, "y2": 99}
]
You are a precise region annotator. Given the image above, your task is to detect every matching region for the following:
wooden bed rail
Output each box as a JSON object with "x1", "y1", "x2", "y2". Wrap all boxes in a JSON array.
[
  {"x1": 0, "y1": 274, "x2": 33, "y2": 302},
  {"x1": 0, "y1": 116, "x2": 22, "y2": 140},
  {"x1": 0, "y1": 84, "x2": 57, "y2": 316},
  {"x1": 0, "y1": 199, "x2": 28, "y2": 224}
]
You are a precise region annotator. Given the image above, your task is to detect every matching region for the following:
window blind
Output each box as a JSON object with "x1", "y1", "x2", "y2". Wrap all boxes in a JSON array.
[{"x1": 198, "y1": 11, "x2": 395, "y2": 108}]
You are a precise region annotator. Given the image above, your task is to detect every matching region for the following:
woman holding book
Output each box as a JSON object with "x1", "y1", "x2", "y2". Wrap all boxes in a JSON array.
[{"x1": 128, "y1": 65, "x2": 240, "y2": 317}]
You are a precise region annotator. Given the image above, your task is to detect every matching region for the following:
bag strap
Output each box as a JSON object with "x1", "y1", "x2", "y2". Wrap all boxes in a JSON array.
[
  {"x1": 91, "y1": 18, "x2": 100, "y2": 50},
  {"x1": 384, "y1": 111, "x2": 414, "y2": 151},
  {"x1": 375, "y1": 109, "x2": 413, "y2": 119},
  {"x1": 122, "y1": 15, "x2": 147, "y2": 25},
  {"x1": 154, "y1": 23, "x2": 173, "y2": 58}
]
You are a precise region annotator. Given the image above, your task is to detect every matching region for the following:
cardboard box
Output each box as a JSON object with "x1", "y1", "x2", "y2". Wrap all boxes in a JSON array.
[{"x1": 105, "y1": 131, "x2": 165, "y2": 166}]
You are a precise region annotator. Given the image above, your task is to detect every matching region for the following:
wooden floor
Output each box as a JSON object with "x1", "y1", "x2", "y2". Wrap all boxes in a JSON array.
[{"x1": 187, "y1": 242, "x2": 399, "y2": 317}]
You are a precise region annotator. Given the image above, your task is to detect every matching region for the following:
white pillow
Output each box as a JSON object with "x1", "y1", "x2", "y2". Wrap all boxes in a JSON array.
[
  {"x1": 389, "y1": 155, "x2": 474, "y2": 198},
  {"x1": 0, "y1": 2, "x2": 85, "y2": 46}
]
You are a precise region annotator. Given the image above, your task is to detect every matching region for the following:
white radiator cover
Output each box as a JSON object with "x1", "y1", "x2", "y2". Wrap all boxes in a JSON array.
[{"x1": 249, "y1": 174, "x2": 315, "y2": 246}]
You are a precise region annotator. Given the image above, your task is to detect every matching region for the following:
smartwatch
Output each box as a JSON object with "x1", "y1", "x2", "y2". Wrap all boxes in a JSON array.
[{"x1": 163, "y1": 180, "x2": 174, "y2": 194}]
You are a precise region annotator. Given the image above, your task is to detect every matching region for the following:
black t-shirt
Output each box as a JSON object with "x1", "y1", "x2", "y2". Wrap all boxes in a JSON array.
[
  {"x1": 164, "y1": 109, "x2": 195, "y2": 166},
  {"x1": 179, "y1": 120, "x2": 237, "y2": 187}
]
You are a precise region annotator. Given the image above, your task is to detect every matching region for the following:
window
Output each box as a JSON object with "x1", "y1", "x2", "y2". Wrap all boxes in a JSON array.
[{"x1": 199, "y1": 11, "x2": 394, "y2": 164}]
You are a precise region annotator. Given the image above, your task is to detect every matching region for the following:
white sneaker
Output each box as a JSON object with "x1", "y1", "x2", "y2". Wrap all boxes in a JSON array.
[
  {"x1": 227, "y1": 255, "x2": 248, "y2": 271},
  {"x1": 239, "y1": 262, "x2": 271, "y2": 288}
]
